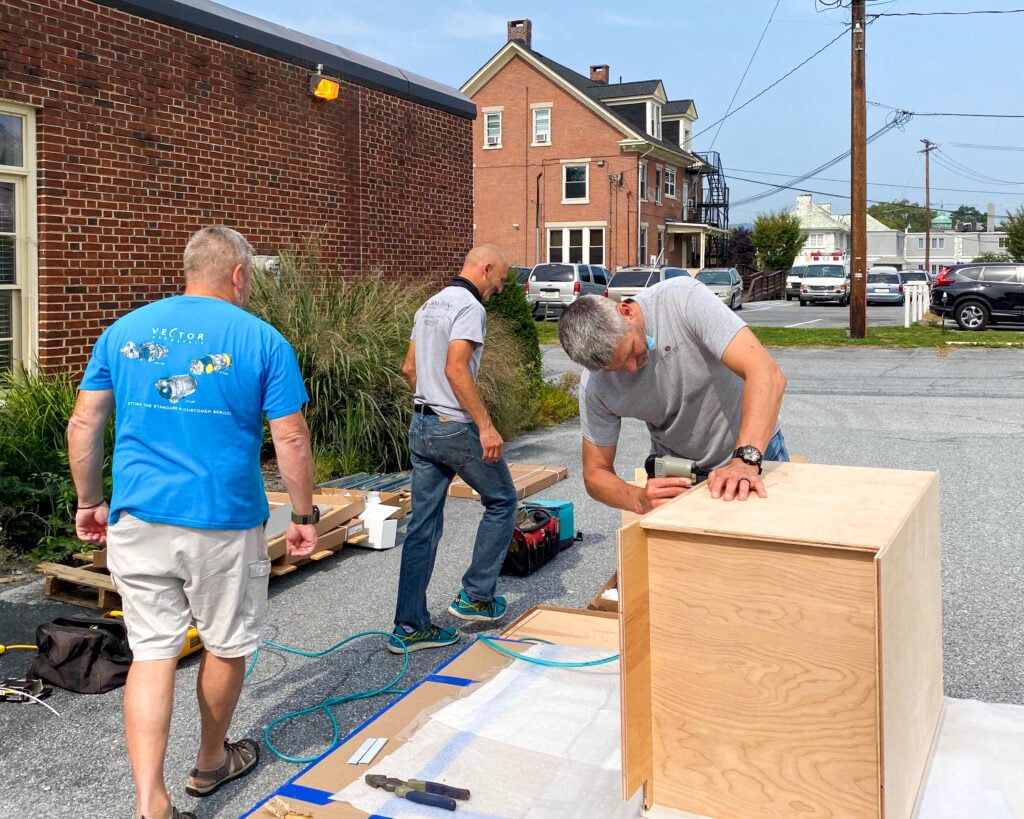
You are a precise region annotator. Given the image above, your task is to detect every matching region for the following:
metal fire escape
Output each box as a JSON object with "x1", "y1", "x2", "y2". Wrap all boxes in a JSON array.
[{"x1": 693, "y1": 150, "x2": 730, "y2": 267}]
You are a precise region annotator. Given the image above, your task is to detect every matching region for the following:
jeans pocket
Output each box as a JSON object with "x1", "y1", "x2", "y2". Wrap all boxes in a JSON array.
[{"x1": 425, "y1": 422, "x2": 477, "y2": 468}]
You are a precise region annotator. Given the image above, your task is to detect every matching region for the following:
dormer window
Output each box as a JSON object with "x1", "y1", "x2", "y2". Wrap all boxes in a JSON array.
[{"x1": 648, "y1": 102, "x2": 662, "y2": 140}]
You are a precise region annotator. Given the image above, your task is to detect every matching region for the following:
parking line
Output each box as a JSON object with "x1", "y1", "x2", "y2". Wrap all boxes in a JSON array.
[{"x1": 785, "y1": 319, "x2": 823, "y2": 328}]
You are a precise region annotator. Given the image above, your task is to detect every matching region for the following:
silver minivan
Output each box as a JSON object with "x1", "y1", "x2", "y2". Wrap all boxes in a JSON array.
[{"x1": 526, "y1": 263, "x2": 611, "y2": 318}]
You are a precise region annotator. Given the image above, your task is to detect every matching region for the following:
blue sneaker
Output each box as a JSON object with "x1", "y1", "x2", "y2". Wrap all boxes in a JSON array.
[
  {"x1": 448, "y1": 590, "x2": 507, "y2": 622},
  {"x1": 387, "y1": 623, "x2": 460, "y2": 654}
]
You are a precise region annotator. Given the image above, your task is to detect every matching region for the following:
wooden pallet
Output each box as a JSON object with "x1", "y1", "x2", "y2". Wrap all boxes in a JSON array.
[{"x1": 36, "y1": 562, "x2": 122, "y2": 610}]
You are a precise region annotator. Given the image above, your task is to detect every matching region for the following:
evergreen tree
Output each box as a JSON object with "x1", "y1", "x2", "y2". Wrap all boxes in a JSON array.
[{"x1": 751, "y1": 210, "x2": 803, "y2": 271}]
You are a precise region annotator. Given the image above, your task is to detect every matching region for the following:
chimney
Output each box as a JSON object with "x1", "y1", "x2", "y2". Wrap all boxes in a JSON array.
[
  {"x1": 820, "y1": 202, "x2": 831, "y2": 214},
  {"x1": 796, "y1": 193, "x2": 812, "y2": 212},
  {"x1": 507, "y1": 19, "x2": 532, "y2": 48},
  {"x1": 590, "y1": 65, "x2": 609, "y2": 85},
  {"x1": 987, "y1": 203, "x2": 996, "y2": 233}
]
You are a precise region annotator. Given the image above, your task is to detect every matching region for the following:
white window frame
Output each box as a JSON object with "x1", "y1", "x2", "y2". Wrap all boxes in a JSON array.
[
  {"x1": 682, "y1": 121, "x2": 692, "y2": 152},
  {"x1": 918, "y1": 237, "x2": 925, "y2": 250},
  {"x1": 931, "y1": 237, "x2": 945, "y2": 249},
  {"x1": 657, "y1": 226, "x2": 665, "y2": 260},
  {"x1": 639, "y1": 162, "x2": 647, "y2": 202},
  {"x1": 483, "y1": 108, "x2": 502, "y2": 149},
  {"x1": 999, "y1": 236, "x2": 1008, "y2": 248},
  {"x1": 0, "y1": 101, "x2": 37, "y2": 375},
  {"x1": 639, "y1": 224, "x2": 649, "y2": 265},
  {"x1": 647, "y1": 102, "x2": 662, "y2": 140},
  {"x1": 807, "y1": 232, "x2": 825, "y2": 249},
  {"x1": 531, "y1": 104, "x2": 551, "y2": 146},
  {"x1": 562, "y1": 161, "x2": 589, "y2": 204},
  {"x1": 654, "y1": 166, "x2": 663, "y2": 205},
  {"x1": 546, "y1": 224, "x2": 606, "y2": 265},
  {"x1": 664, "y1": 166, "x2": 677, "y2": 199}
]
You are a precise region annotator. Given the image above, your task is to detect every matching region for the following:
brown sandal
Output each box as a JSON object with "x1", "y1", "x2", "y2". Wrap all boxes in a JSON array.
[
  {"x1": 184, "y1": 737, "x2": 260, "y2": 797},
  {"x1": 141, "y1": 809, "x2": 195, "y2": 819}
]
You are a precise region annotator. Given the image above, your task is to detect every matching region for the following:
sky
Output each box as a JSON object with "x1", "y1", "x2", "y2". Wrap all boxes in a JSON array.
[{"x1": 216, "y1": 0, "x2": 1024, "y2": 228}]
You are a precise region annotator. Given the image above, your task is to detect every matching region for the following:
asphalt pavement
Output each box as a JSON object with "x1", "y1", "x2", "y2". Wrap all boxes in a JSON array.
[{"x1": 1, "y1": 339, "x2": 1022, "y2": 818}]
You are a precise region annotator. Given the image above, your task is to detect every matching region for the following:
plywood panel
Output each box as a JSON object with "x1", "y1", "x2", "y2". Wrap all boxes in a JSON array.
[
  {"x1": 640, "y1": 461, "x2": 936, "y2": 554},
  {"x1": 645, "y1": 533, "x2": 881, "y2": 818},
  {"x1": 878, "y1": 473, "x2": 944, "y2": 818},
  {"x1": 618, "y1": 521, "x2": 654, "y2": 804}
]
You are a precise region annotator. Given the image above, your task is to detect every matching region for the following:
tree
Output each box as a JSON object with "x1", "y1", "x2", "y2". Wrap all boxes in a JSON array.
[
  {"x1": 1003, "y1": 206, "x2": 1024, "y2": 261},
  {"x1": 724, "y1": 226, "x2": 756, "y2": 271},
  {"x1": 867, "y1": 199, "x2": 929, "y2": 232},
  {"x1": 751, "y1": 210, "x2": 802, "y2": 271},
  {"x1": 972, "y1": 252, "x2": 1012, "y2": 263},
  {"x1": 949, "y1": 204, "x2": 987, "y2": 231}
]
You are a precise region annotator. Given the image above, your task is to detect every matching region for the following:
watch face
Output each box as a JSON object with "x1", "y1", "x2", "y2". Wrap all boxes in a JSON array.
[{"x1": 736, "y1": 445, "x2": 762, "y2": 464}]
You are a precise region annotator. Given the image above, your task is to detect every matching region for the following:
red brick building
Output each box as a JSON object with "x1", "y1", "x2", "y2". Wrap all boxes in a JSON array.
[
  {"x1": 0, "y1": 0, "x2": 475, "y2": 373},
  {"x1": 462, "y1": 19, "x2": 729, "y2": 274}
]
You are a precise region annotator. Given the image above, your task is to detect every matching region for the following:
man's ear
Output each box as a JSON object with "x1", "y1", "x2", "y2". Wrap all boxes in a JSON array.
[{"x1": 617, "y1": 300, "x2": 637, "y2": 320}]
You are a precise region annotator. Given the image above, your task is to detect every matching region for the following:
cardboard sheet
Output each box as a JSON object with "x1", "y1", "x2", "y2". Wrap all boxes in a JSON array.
[{"x1": 447, "y1": 463, "x2": 567, "y2": 501}]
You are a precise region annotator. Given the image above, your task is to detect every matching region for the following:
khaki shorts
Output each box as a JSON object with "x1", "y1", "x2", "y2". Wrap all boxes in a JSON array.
[{"x1": 107, "y1": 514, "x2": 271, "y2": 661}]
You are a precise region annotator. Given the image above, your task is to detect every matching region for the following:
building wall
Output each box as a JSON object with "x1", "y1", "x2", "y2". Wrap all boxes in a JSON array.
[{"x1": 0, "y1": 0, "x2": 473, "y2": 371}]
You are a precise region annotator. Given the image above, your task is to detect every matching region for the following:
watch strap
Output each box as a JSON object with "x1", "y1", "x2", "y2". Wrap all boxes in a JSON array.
[{"x1": 290, "y1": 506, "x2": 320, "y2": 525}]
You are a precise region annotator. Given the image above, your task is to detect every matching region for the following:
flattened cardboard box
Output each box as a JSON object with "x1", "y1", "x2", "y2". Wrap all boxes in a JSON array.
[
  {"x1": 448, "y1": 463, "x2": 568, "y2": 500},
  {"x1": 265, "y1": 492, "x2": 365, "y2": 563}
]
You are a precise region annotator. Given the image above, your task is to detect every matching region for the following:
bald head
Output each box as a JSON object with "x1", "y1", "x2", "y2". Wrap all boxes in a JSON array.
[
  {"x1": 459, "y1": 244, "x2": 510, "y2": 301},
  {"x1": 182, "y1": 226, "x2": 255, "y2": 305}
]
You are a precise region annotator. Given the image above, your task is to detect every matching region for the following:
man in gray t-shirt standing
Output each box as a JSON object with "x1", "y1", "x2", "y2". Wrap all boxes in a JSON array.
[
  {"x1": 558, "y1": 277, "x2": 788, "y2": 515},
  {"x1": 387, "y1": 245, "x2": 519, "y2": 655}
]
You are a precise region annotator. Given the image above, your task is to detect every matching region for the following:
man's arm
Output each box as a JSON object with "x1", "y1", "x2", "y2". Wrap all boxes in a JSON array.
[
  {"x1": 582, "y1": 439, "x2": 690, "y2": 514},
  {"x1": 707, "y1": 326, "x2": 787, "y2": 501},
  {"x1": 268, "y1": 410, "x2": 318, "y2": 558},
  {"x1": 444, "y1": 338, "x2": 503, "y2": 463},
  {"x1": 401, "y1": 340, "x2": 417, "y2": 392},
  {"x1": 67, "y1": 389, "x2": 115, "y2": 544}
]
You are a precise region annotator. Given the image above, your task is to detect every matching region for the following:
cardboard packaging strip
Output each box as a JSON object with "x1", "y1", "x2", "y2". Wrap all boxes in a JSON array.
[{"x1": 448, "y1": 463, "x2": 568, "y2": 500}]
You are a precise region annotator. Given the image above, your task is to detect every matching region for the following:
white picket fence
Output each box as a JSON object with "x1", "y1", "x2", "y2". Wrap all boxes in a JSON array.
[{"x1": 904, "y1": 283, "x2": 930, "y2": 327}]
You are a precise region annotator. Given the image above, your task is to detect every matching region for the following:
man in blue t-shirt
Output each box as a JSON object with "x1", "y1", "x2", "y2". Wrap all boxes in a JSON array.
[{"x1": 67, "y1": 226, "x2": 317, "y2": 819}]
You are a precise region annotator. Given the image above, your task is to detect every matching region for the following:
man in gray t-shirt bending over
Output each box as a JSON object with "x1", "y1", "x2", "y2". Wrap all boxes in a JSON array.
[{"x1": 558, "y1": 277, "x2": 788, "y2": 514}]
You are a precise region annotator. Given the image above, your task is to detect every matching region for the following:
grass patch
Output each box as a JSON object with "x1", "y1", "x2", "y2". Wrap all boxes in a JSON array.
[
  {"x1": 751, "y1": 323, "x2": 1024, "y2": 348},
  {"x1": 534, "y1": 319, "x2": 560, "y2": 345}
]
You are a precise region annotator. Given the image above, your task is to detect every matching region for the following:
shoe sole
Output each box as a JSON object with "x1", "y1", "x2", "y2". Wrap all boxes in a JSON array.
[
  {"x1": 184, "y1": 742, "x2": 259, "y2": 798},
  {"x1": 448, "y1": 605, "x2": 507, "y2": 622},
  {"x1": 386, "y1": 638, "x2": 459, "y2": 654}
]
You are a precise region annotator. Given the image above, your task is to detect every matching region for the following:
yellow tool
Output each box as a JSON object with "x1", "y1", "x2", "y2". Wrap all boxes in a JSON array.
[{"x1": 105, "y1": 611, "x2": 204, "y2": 659}]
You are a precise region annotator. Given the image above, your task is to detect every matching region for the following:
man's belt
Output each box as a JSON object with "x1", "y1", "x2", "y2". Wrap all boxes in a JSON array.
[{"x1": 413, "y1": 404, "x2": 437, "y2": 415}]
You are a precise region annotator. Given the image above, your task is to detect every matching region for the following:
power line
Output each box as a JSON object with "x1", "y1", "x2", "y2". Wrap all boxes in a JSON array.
[
  {"x1": 874, "y1": 8, "x2": 1024, "y2": 16},
  {"x1": 723, "y1": 167, "x2": 1024, "y2": 196},
  {"x1": 949, "y1": 142, "x2": 1024, "y2": 152},
  {"x1": 868, "y1": 101, "x2": 1024, "y2": 118}
]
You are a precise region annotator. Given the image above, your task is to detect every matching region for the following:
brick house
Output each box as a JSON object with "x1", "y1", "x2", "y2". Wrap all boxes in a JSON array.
[
  {"x1": 0, "y1": 0, "x2": 475, "y2": 374},
  {"x1": 461, "y1": 19, "x2": 729, "y2": 273}
]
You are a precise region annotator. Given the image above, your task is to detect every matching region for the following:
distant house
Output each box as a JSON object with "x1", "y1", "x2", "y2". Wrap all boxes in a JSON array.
[
  {"x1": 461, "y1": 19, "x2": 729, "y2": 272},
  {"x1": 793, "y1": 194, "x2": 850, "y2": 259},
  {"x1": 1, "y1": 0, "x2": 475, "y2": 374}
]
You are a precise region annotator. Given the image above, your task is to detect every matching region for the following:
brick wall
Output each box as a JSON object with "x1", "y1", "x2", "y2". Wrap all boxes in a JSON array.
[{"x1": 0, "y1": 0, "x2": 473, "y2": 371}]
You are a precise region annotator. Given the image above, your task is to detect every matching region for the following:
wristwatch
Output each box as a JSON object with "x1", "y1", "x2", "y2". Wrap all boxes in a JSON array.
[
  {"x1": 732, "y1": 445, "x2": 763, "y2": 474},
  {"x1": 290, "y1": 505, "x2": 320, "y2": 525}
]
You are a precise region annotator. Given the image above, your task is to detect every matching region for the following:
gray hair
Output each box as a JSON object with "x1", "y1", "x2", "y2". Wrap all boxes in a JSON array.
[
  {"x1": 183, "y1": 226, "x2": 254, "y2": 285},
  {"x1": 558, "y1": 295, "x2": 630, "y2": 370}
]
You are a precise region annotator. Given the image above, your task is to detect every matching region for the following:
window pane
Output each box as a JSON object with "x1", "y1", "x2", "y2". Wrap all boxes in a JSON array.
[
  {"x1": 564, "y1": 165, "x2": 586, "y2": 199},
  {"x1": 0, "y1": 181, "x2": 14, "y2": 233},
  {"x1": 0, "y1": 236, "x2": 14, "y2": 284},
  {"x1": 0, "y1": 115, "x2": 24, "y2": 167},
  {"x1": 589, "y1": 228, "x2": 604, "y2": 265},
  {"x1": 569, "y1": 229, "x2": 583, "y2": 263},
  {"x1": 548, "y1": 229, "x2": 563, "y2": 263},
  {"x1": 534, "y1": 108, "x2": 550, "y2": 138},
  {"x1": 0, "y1": 290, "x2": 11, "y2": 375}
]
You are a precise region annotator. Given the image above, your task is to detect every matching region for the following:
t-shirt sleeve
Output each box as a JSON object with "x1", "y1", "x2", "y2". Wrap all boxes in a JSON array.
[
  {"x1": 79, "y1": 329, "x2": 113, "y2": 391},
  {"x1": 578, "y1": 370, "x2": 623, "y2": 448},
  {"x1": 262, "y1": 335, "x2": 309, "y2": 420}
]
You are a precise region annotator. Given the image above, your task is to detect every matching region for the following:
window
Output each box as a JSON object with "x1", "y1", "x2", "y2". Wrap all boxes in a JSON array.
[
  {"x1": 657, "y1": 226, "x2": 665, "y2": 260},
  {"x1": 563, "y1": 163, "x2": 588, "y2": 202},
  {"x1": 648, "y1": 102, "x2": 662, "y2": 140},
  {"x1": 681, "y1": 122, "x2": 692, "y2": 152},
  {"x1": 807, "y1": 233, "x2": 824, "y2": 249},
  {"x1": 547, "y1": 227, "x2": 605, "y2": 265},
  {"x1": 639, "y1": 162, "x2": 647, "y2": 202},
  {"x1": 484, "y1": 111, "x2": 502, "y2": 148},
  {"x1": 980, "y1": 266, "x2": 1020, "y2": 283},
  {"x1": 917, "y1": 237, "x2": 925, "y2": 250},
  {"x1": 664, "y1": 167, "x2": 676, "y2": 198},
  {"x1": 999, "y1": 236, "x2": 1008, "y2": 248},
  {"x1": 639, "y1": 225, "x2": 649, "y2": 265},
  {"x1": 654, "y1": 167, "x2": 662, "y2": 205},
  {"x1": 931, "y1": 237, "x2": 945, "y2": 249},
  {"x1": 0, "y1": 104, "x2": 34, "y2": 375},
  {"x1": 532, "y1": 107, "x2": 551, "y2": 145}
]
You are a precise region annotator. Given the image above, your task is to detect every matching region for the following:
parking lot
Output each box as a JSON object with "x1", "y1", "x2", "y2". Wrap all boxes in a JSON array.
[{"x1": 742, "y1": 298, "x2": 927, "y2": 329}]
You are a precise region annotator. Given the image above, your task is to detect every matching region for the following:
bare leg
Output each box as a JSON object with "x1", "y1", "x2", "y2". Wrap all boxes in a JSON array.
[
  {"x1": 124, "y1": 658, "x2": 178, "y2": 818},
  {"x1": 194, "y1": 652, "x2": 246, "y2": 770}
]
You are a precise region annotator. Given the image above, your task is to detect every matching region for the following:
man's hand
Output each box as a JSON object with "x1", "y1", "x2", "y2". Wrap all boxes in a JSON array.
[
  {"x1": 707, "y1": 463, "x2": 766, "y2": 502},
  {"x1": 75, "y1": 503, "x2": 109, "y2": 545},
  {"x1": 638, "y1": 477, "x2": 692, "y2": 514},
  {"x1": 479, "y1": 425, "x2": 504, "y2": 463},
  {"x1": 286, "y1": 522, "x2": 318, "y2": 558}
]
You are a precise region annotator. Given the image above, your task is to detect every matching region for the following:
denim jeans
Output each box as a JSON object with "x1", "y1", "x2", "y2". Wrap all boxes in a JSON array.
[
  {"x1": 394, "y1": 412, "x2": 518, "y2": 630},
  {"x1": 764, "y1": 429, "x2": 790, "y2": 462}
]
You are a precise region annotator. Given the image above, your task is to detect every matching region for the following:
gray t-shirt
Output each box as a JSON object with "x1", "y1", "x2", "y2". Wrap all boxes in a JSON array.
[
  {"x1": 580, "y1": 276, "x2": 765, "y2": 470},
  {"x1": 410, "y1": 284, "x2": 485, "y2": 424}
]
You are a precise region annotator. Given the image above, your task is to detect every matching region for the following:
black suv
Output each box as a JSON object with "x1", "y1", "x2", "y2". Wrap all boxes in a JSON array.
[{"x1": 930, "y1": 262, "x2": 1024, "y2": 331}]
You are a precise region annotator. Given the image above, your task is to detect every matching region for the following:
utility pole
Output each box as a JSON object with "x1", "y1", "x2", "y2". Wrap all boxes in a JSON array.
[
  {"x1": 919, "y1": 140, "x2": 936, "y2": 275},
  {"x1": 849, "y1": 0, "x2": 867, "y2": 338}
]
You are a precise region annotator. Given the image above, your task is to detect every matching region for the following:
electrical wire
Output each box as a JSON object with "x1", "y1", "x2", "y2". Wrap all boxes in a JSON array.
[
  {"x1": 0, "y1": 644, "x2": 37, "y2": 656},
  {"x1": 0, "y1": 687, "x2": 61, "y2": 717},
  {"x1": 874, "y1": 9, "x2": 1024, "y2": 17},
  {"x1": 931, "y1": 148, "x2": 1024, "y2": 186},
  {"x1": 478, "y1": 636, "x2": 619, "y2": 667}
]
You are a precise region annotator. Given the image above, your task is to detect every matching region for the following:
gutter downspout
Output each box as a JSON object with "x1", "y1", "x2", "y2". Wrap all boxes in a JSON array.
[{"x1": 535, "y1": 172, "x2": 543, "y2": 265}]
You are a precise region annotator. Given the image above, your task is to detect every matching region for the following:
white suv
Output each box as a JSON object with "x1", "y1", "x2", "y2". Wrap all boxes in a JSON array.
[{"x1": 525, "y1": 263, "x2": 611, "y2": 318}]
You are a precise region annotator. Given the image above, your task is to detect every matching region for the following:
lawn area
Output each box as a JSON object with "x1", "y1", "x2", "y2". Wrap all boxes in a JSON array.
[{"x1": 532, "y1": 317, "x2": 1024, "y2": 349}]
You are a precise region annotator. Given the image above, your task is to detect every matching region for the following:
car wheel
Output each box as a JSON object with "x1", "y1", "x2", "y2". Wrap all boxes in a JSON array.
[
  {"x1": 954, "y1": 299, "x2": 990, "y2": 331},
  {"x1": 799, "y1": 299, "x2": 807, "y2": 307},
  {"x1": 839, "y1": 295, "x2": 849, "y2": 307},
  {"x1": 785, "y1": 293, "x2": 792, "y2": 301}
]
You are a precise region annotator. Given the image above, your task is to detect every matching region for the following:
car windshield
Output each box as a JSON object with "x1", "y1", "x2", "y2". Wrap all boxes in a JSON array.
[
  {"x1": 868, "y1": 273, "x2": 899, "y2": 284},
  {"x1": 531, "y1": 264, "x2": 573, "y2": 283},
  {"x1": 697, "y1": 270, "x2": 731, "y2": 285},
  {"x1": 665, "y1": 268, "x2": 690, "y2": 279},
  {"x1": 610, "y1": 270, "x2": 655, "y2": 287},
  {"x1": 902, "y1": 271, "x2": 928, "y2": 282},
  {"x1": 803, "y1": 264, "x2": 845, "y2": 279}
]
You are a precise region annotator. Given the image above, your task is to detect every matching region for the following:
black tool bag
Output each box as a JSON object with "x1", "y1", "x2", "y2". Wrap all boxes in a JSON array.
[
  {"x1": 500, "y1": 506, "x2": 561, "y2": 577},
  {"x1": 30, "y1": 615, "x2": 133, "y2": 694}
]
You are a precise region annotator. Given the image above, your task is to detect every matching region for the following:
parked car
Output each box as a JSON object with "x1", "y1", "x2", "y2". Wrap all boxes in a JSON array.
[
  {"x1": 525, "y1": 262, "x2": 611, "y2": 318},
  {"x1": 930, "y1": 262, "x2": 1024, "y2": 331},
  {"x1": 511, "y1": 265, "x2": 532, "y2": 291},
  {"x1": 696, "y1": 267, "x2": 743, "y2": 310},
  {"x1": 606, "y1": 265, "x2": 690, "y2": 303},
  {"x1": 798, "y1": 262, "x2": 850, "y2": 306},
  {"x1": 866, "y1": 270, "x2": 904, "y2": 305},
  {"x1": 785, "y1": 268, "x2": 802, "y2": 300},
  {"x1": 900, "y1": 268, "x2": 930, "y2": 289}
]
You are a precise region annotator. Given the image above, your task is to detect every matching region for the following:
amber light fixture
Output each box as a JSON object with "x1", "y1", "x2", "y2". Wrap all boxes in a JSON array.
[{"x1": 309, "y1": 64, "x2": 339, "y2": 101}]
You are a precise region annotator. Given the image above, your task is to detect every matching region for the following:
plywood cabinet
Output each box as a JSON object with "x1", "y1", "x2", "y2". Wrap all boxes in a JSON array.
[{"x1": 618, "y1": 461, "x2": 943, "y2": 818}]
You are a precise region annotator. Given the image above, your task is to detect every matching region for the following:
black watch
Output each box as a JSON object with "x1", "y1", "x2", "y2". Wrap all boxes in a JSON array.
[
  {"x1": 732, "y1": 445, "x2": 763, "y2": 474},
  {"x1": 290, "y1": 505, "x2": 320, "y2": 525}
]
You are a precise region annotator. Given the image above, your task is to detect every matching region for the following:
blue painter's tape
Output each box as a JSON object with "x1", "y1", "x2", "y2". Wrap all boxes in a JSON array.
[
  {"x1": 424, "y1": 672, "x2": 475, "y2": 687},
  {"x1": 275, "y1": 782, "x2": 335, "y2": 805}
]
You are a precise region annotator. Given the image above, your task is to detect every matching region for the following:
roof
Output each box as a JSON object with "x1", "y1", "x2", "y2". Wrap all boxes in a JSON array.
[
  {"x1": 663, "y1": 99, "x2": 696, "y2": 118},
  {"x1": 465, "y1": 43, "x2": 702, "y2": 167},
  {"x1": 835, "y1": 213, "x2": 892, "y2": 232},
  {"x1": 795, "y1": 203, "x2": 849, "y2": 232},
  {"x1": 95, "y1": 0, "x2": 475, "y2": 118}
]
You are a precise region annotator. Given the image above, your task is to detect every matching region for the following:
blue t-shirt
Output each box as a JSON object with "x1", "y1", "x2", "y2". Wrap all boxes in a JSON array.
[{"x1": 80, "y1": 295, "x2": 308, "y2": 529}]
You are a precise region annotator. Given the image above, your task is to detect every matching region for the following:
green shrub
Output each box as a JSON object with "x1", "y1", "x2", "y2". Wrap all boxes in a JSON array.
[{"x1": 486, "y1": 271, "x2": 542, "y2": 390}]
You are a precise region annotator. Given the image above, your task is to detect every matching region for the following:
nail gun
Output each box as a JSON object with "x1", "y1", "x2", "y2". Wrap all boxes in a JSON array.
[{"x1": 644, "y1": 454, "x2": 709, "y2": 484}]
